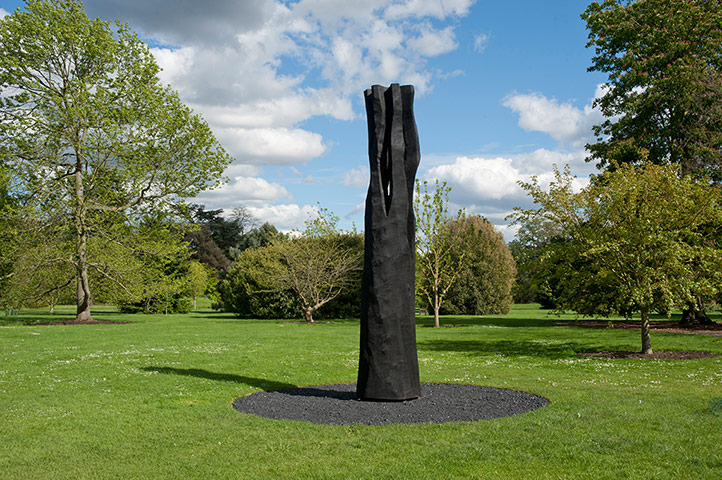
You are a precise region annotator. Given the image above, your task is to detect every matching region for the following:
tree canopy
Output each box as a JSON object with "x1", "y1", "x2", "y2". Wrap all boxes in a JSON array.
[
  {"x1": 221, "y1": 209, "x2": 362, "y2": 322},
  {"x1": 513, "y1": 163, "x2": 722, "y2": 354},
  {"x1": 271, "y1": 209, "x2": 362, "y2": 323},
  {"x1": 0, "y1": 0, "x2": 231, "y2": 320},
  {"x1": 441, "y1": 215, "x2": 516, "y2": 316},
  {"x1": 582, "y1": 0, "x2": 722, "y2": 176}
]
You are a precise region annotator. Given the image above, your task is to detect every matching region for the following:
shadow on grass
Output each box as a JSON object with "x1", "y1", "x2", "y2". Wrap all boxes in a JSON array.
[
  {"x1": 276, "y1": 385, "x2": 357, "y2": 400},
  {"x1": 140, "y1": 366, "x2": 296, "y2": 390},
  {"x1": 417, "y1": 339, "x2": 600, "y2": 358},
  {"x1": 416, "y1": 316, "x2": 554, "y2": 328}
]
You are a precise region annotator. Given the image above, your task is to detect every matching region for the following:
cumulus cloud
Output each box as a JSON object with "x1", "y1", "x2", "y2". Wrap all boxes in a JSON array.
[
  {"x1": 343, "y1": 166, "x2": 370, "y2": 187},
  {"x1": 84, "y1": 0, "x2": 273, "y2": 46},
  {"x1": 421, "y1": 148, "x2": 593, "y2": 240},
  {"x1": 106, "y1": 0, "x2": 472, "y2": 112},
  {"x1": 425, "y1": 156, "x2": 521, "y2": 202},
  {"x1": 79, "y1": 1, "x2": 475, "y2": 229},
  {"x1": 502, "y1": 89, "x2": 604, "y2": 148},
  {"x1": 149, "y1": 46, "x2": 195, "y2": 86},
  {"x1": 0, "y1": 8, "x2": 9, "y2": 18},
  {"x1": 407, "y1": 25, "x2": 457, "y2": 57},
  {"x1": 246, "y1": 204, "x2": 319, "y2": 232},
  {"x1": 193, "y1": 176, "x2": 291, "y2": 209},
  {"x1": 216, "y1": 127, "x2": 327, "y2": 165},
  {"x1": 385, "y1": 0, "x2": 475, "y2": 19}
]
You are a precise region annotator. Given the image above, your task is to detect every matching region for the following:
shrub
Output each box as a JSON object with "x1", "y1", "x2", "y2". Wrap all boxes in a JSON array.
[
  {"x1": 440, "y1": 215, "x2": 516, "y2": 315},
  {"x1": 221, "y1": 233, "x2": 363, "y2": 320},
  {"x1": 221, "y1": 246, "x2": 300, "y2": 319}
]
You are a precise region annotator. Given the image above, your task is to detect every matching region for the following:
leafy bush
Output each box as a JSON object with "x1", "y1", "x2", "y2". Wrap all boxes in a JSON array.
[
  {"x1": 440, "y1": 215, "x2": 516, "y2": 315},
  {"x1": 221, "y1": 233, "x2": 363, "y2": 320},
  {"x1": 221, "y1": 246, "x2": 300, "y2": 319}
]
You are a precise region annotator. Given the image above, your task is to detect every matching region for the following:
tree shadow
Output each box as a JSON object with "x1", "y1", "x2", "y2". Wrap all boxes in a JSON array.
[
  {"x1": 416, "y1": 316, "x2": 557, "y2": 328},
  {"x1": 274, "y1": 385, "x2": 358, "y2": 400},
  {"x1": 417, "y1": 339, "x2": 602, "y2": 359},
  {"x1": 140, "y1": 366, "x2": 296, "y2": 390}
]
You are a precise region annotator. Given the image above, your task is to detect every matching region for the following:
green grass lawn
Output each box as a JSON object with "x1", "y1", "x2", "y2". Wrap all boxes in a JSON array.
[{"x1": 1, "y1": 303, "x2": 720, "y2": 479}]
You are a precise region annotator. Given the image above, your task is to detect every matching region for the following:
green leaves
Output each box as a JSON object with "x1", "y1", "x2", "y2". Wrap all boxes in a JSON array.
[
  {"x1": 582, "y1": 0, "x2": 722, "y2": 173},
  {"x1": 513, "y1": 162, "x2": 722, "y2": 350},
  {"x1": 0, "y1": 1, "x2": 231, "y2": 319},
  {"x1": 414, "y1": 179, "x2": 466, "y2": 326}
]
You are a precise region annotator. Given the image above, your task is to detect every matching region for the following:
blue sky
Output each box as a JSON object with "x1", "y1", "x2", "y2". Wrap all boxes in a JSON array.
[{"x1": 0, "y1": 0, "x2": 608, "y2": 239}]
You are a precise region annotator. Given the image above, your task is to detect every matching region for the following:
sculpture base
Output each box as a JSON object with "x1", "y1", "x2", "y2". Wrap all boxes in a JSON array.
[{"x1": 233, "y1": 383, "x2": 550, "y2": 425}]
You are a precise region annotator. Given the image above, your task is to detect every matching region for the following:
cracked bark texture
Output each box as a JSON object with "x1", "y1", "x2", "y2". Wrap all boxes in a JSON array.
[{"x1": 356, "y1": 84, "x2": 421, "y2": 401}]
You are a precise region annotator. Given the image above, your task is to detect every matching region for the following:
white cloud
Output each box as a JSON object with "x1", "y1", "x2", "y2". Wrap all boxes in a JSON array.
[
  {"x1": 133, "y1": 0, "x2": 472, "y2": 180},
  {"x1": 518, "y1": 148, "x2": 591, "y2": 173},
  {"x1": 215, "y1": 127, "x2": 327, "y2": 165},
  {"x1": 502, "y1": 89, "x2": 604, "y2": 148},
  {"x1": 343, "y1": 166, "x2": 370, "y2": 187},
  {"x1": 223, "y1": 163, "x2": 263, "y2": 178},
  {"x1": 246, "y1": 204, "x2": 319, "y2": 231},
  {"x1": 344, "y1": 202, "x2": 366, "y2": 219},
  {"x1": 193, "y1": 176, "x2": 291, "y2": 209},
  {"x1": 128, "y1": 0, "x2": 471, "y2": 113},
  {"x1": 0, "y1": 8, "x2": 9, "y2": 19},
  {"x1": 292, "y1": 0, "x2": 389, "y2": 24},
  {"x1": 473, "y1": 33, "x2": 489, "y2": 53},
  {"x1": 81, "y1": 0, "x2": 476, "y2": 229},
  {"x1": 385, "y1": 0, "x2": 475, "y2": 19},
  {"x1": 407, "y1": 25, "x2": 457, "y2": 57},
  {"x1": 150, "y1": 47, "x2": 195, "y2": 86},
  {"x1": 196, "y1": 90, "x2": 353, "y2": 129},
  {"x1": 421, "y1": 149, "x2": 593, "y2": 237},
  {"x1": 425, "y1": 156, "x2": 521, "y2": 201}
]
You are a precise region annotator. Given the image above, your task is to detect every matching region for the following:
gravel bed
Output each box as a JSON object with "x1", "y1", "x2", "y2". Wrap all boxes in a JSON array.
[{"x1": 232, "y1": 383, "x2": 549, "y2": 425}]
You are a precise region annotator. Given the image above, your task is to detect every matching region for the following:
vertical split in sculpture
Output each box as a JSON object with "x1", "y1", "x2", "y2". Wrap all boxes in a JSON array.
[{"x1": 357, "y1": 84, "x2": 421, "y2": 401}]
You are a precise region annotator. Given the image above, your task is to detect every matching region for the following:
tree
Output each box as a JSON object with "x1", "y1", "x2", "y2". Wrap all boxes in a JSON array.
[
  {"x1": 221, "y1": 245, "x2": 300, "y2": 319},
  {"x1": 184, "y1": 260, "x2": 211, "y2": 310},
  {"x1": 441, "y1": 215, "x2": 516, "y2": 316},
  {"x1": 220, "y1": 216, "x2": 363, "y2": 320},
  {"x1": 188, "y1": 204, "x2": 257, "y2": 259},
  {"x1": 582, "y1": 0, "x2": 722, "y2": 324},
  {"x1": 0, "y1": 1, "x2": 231, "y2": 322},
  {"x1": 273, "y1": 234, "x2": 362, "y2": 323},
  {"x1": 414, "y1": 179, "x2": 465, "y2": 327},
  {"x1": 271, "y1": 209, "x2": 362, "y2": 323},
  {"x1": 513, "y1": 163, "x2": 722, "y2": 354},
  {"x1": 582, "y1": 0, "x2": 722, "y2": 175},
  {"x1": 184, "y1": 225, "x2": 231, "y2": 272},
  {"x1": 507, "y1": 217, "x2": 564, "y2": 305},
  {"x1": 235, "y1": 222, "x2": 288, "y2": 254}
]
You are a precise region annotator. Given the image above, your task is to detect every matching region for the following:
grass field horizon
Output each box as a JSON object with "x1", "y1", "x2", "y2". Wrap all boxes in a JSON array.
[{"x1": 1, "y1": 303, "x2": 720, "y2": 479}]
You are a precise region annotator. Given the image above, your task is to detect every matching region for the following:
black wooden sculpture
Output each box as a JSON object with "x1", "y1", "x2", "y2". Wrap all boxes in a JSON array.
[{"x1": 356, "y1": 84, "x2": 421, "y2": 401}]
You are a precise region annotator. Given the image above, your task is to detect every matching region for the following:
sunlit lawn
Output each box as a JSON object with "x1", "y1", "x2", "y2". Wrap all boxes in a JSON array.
[{"x1": 1, "y1": 303, "x2": 720, "y2": 479}]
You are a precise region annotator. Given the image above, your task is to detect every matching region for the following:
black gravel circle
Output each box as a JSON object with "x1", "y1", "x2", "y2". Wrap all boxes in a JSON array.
[{"x1": 232, "y1": 383, "x2": 549, "y2": 425}]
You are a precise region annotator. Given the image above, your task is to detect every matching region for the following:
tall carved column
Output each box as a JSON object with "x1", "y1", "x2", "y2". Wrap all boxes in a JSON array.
[{"x1": 357, "y1": 84, "x2": 421, "y2": 401}]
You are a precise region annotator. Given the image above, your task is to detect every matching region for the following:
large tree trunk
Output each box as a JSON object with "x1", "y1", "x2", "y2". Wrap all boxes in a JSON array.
[
  {"x1": 680, "y1": 298, "x2": 712, "y2": 326},
  {"x1": 304, "y1": 308, "x2": 314, "y2": 323},
  {"x1": 76, "y1": 265, "x2": 92, "y2": 322},
  {"x1": 640, "y1": 307, "x2": 652, "y2": 354},
  {"x1": 74, "y1": 158, "x2": 93, "y2": 323}
]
